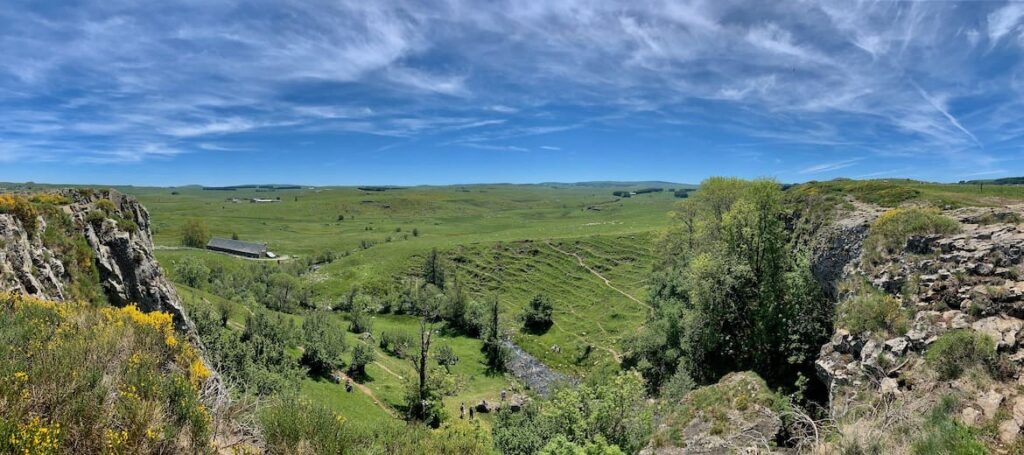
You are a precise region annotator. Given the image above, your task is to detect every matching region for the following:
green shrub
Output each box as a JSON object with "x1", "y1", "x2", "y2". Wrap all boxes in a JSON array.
[
  {"x1": 836, "y1": 290, "x2": 909, "y2": 336},
  {"x1": 349, "y1": 310, "x2": 373, "y2": 334},
  {"x1": 911, "y1": 396, "x2": 986, "y2": 454},
  {"x1": 349, "y1": 344, "x2": 376, "y2": 376},
  {"x1": 85, "y1": 210, "x2": 106, "y2": 227},
  {"x1": 494, "y1": 371, "x2": 650, "y2": 455},
  {"x1": 180, "y1": 219, "x2": 210, "y2": 248},
  {"x1": 260, "y1": 398, "x2": 493, "y2": 454},
  {"x1": 925, "y1": 330, "x2": 996, "y2": 380},
  {"x1": 849, "y1": 182, "x2": 921, "y2": 207},
  {"x1": 94, "y1": 198, "x2": 117, "y2": 215},
  {"x1": 379, "y1": 330, "x2": 415, "y2": 359},
  {"x1": 260, "y1": 397, "x2": 358, "y2": 454},
  {"x1": 435, "y1": 344, "x2": 459, "y2": 373},
  {"x1": 39, "y1": 209, "x2": 106, "y2": 305},
  {"x1": 112, "y1": 216, "x2": 139, "y2": 233},
  {"x1": 523, "y1": 293, "x2": 554, "y2": 333},
  {"x1": 864, "y1": 208, "x2": 960, "y2": 264}
]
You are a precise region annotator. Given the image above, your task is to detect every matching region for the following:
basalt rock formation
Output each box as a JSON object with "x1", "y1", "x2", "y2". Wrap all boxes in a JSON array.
[
  {"x1": 815, "y1": 204, "x2": 1024, "y2": 452},
  {"x1": 0, "y1": 189, "x2": 195, "y2": 332}
]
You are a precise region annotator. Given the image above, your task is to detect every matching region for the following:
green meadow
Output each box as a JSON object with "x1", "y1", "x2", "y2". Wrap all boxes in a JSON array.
[{"x1": 128, "y1": 183, "x2": 683, "y2": 422}]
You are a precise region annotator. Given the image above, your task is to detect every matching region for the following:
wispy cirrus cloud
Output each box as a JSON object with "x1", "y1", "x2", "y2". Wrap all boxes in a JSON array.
[
  {"x1": 799, "y1": 158, "x2": 863, "y2": 175},
  {"x1": 0, "y1": 0, "x2": 1021, "y2": 182}
]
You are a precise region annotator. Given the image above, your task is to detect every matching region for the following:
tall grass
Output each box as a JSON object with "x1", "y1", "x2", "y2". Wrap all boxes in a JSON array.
[{"x1": 863, "y1": 208, "x2": 960, "y2": 265}]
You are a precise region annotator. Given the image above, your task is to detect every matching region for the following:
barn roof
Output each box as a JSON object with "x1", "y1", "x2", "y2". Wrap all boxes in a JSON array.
[{"x1": 207, "y1": 238, "x2": 267, "y2": 255}]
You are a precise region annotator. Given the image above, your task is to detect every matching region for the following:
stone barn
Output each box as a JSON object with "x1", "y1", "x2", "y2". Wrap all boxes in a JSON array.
[{"x1": 206, "y1": 238, "x2": 268, "y2": 258}]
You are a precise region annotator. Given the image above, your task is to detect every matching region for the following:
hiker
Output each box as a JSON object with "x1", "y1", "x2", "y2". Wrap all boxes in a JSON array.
[
  {"x1": 500, "y1": 390, "x2": 507, "y2": 402},
  {"x1": 469, "y1": 407, "x2": 475, "y2": 420},
  {"x1": 460, "y1": 402, "x2": 466, "y2": 419},
  {"x1": 345, "y1": 378, "x2": 353, "y2": 393}
]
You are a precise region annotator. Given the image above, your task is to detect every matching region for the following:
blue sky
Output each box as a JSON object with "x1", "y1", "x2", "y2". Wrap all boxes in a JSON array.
[{"x1": 2, "y1": 1, "x2": 1024, "y2": 186}]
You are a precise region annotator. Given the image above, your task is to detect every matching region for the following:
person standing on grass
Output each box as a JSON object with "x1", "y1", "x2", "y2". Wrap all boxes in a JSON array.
[{"x1": 460, "y1": 402, "x2": 465, "y2": 419}]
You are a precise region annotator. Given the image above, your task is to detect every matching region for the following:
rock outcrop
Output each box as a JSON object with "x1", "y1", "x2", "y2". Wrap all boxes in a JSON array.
[
  {"x1": 643, "y1": 372, "x2": 787, "y2": 455},
  {"x1": 0, "y1": 189, "x2": 194, "y2": 332},
  {"x1": 808, "y1": 201, "x2": 885, "y2": 299},
  {"x1": 815, "y1": 203, "x2": 1024, "y2": 451},
  {"x1": 0, "y1": 215, "x2": 67, "y2": 299}
]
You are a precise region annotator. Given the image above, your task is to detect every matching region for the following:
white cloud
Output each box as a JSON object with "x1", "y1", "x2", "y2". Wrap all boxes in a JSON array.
[
  {"x1": 162, "y1": 119, "x2": 258, "y2": 138},
  {"x1": 988, "y1": 4, "x2": 1024, "y2": 43},
  {"x1": 799, "y1": 158, "x2": 862, "y2": 174}
]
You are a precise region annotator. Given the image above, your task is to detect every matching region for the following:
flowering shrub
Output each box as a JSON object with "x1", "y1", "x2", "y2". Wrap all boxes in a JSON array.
[
  {"x1": 0, "y1": 293, "x2": 213, "y2": 453},
  {"x1": 28, "y1": 193, "x2": 70, "y2": 206},
  {"x1": 0, "y1": 194, "x2": 38, "y2": 233}
]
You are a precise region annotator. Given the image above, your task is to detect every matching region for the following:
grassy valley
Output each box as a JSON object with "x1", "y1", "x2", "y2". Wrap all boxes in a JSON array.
[{"x1": 128, "y1": 183, "x2": 682, "y2": 428}]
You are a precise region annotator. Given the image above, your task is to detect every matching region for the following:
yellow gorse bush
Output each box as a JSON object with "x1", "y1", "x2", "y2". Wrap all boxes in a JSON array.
[
  {"x1": 0, "y1": 293, "x2": 213, "y2": 453},
  {"x1": 0, "y1": 194, "x2": 39, "y2": 232},
  {"x1": 27, "y1": 193, "x2": 70, "y2": 206},
  {"x1": 7, "y1": 417, "x2": 61, "y2": 455},
  {"x1": 0, "y1": 193, "x2": 16, "y2": 208}
]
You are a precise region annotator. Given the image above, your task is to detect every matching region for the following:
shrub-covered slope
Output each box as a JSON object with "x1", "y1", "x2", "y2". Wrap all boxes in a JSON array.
[{"x1": 0, "y1": 293, "x2": 212, "y2": 454}]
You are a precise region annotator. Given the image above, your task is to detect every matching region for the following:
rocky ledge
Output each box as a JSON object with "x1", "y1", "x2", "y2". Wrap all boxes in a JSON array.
[
  {"x1": 817, "y1": 204, "x2": 1024, "y2": 448},
  {"x1": 0, "y1": 189, "x2": 194, "y2": 332}
]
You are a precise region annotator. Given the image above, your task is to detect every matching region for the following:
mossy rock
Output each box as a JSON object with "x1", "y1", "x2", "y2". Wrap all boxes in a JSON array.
[{"x1": 649, "y1": 372, "x2": 790, "y2": 453}]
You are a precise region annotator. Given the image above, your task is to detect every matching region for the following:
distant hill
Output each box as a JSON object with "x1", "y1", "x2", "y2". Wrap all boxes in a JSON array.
[
  {"x1": 961, "y1": 177, "x2": 1024, "y2": 185},
  {"x1": 537, "y1": 180, "x2": 695, "y2": 189}
]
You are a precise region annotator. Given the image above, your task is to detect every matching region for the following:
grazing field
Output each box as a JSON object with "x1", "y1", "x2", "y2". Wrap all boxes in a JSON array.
[
  {"x1": 441, "y1": 234, "x2": 656, "y2": 376},
  {"x1": 132, "y1": 184, "x2": 680, "y2": 297},
  {"x1": 795, "y1": 179, "x2": 1024, "y2": 208},
  {"x1": 129, "y1": 183, "x2": 682, "y2": 422}
]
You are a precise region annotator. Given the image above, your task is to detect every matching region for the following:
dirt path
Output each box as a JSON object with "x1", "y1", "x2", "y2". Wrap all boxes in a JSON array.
[
  {"x1": 552, "y1": 320, "x2": 622, "y2": 363},
  {"x1": 372, "y1": 361, "x2": 405, "y2": 381},
  {"x1": 546, "y1": 241, "x2": 651, "y2": 311},
  {"x1": 337, "y1": 371, "x2": 398, "y2": 418}
]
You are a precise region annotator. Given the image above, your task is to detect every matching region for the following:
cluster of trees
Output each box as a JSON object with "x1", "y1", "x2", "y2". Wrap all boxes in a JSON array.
[
  {"x1": 624, "y1": 177, "x2": 831, "y2": 397},
  {"x1": 191, "y1": 300, "x2": 373, "y2": 395},
  {"x1": 493, "y1": 372, "x2": 651, "y2": 454},
  {"x1": 190, "y1": 302, "x2": 304, "y2": 395},
  {"x1": 171, "y1": 255, "x2": 315, "y2": 313}
]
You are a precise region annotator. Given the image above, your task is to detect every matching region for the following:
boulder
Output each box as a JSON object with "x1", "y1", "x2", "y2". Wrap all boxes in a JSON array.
[
  {"x1": 884, "y1": 337, "x2": 909, "y2": 356},
  {"x1": 880, "y1": 378, "x2": 900, "y2": 397},
  {"x1": 1000, "y1": 420, "x2": 1021, "y2": 444},
  {"x1": 961, "y1": 407, "x2": 981, "y2": 426},
  {"x1": 507, "y1": 394, "x2": 528, "y2": 412},
  {"x1": 907, "y1": 235, "x2": 941, "y2": 255},
  {"x1": 643, "y1": 372, "x2": 784, "y2": 455},
  {"x1": 970, "y1": 262, "x2": 996, "y2": 276},
  {"x1": 972, "y1": 316, "x2": 1023, "y2": 350},
  {"x1": 978, "y1": 390, "x2": 1004, "y2": 419}
]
